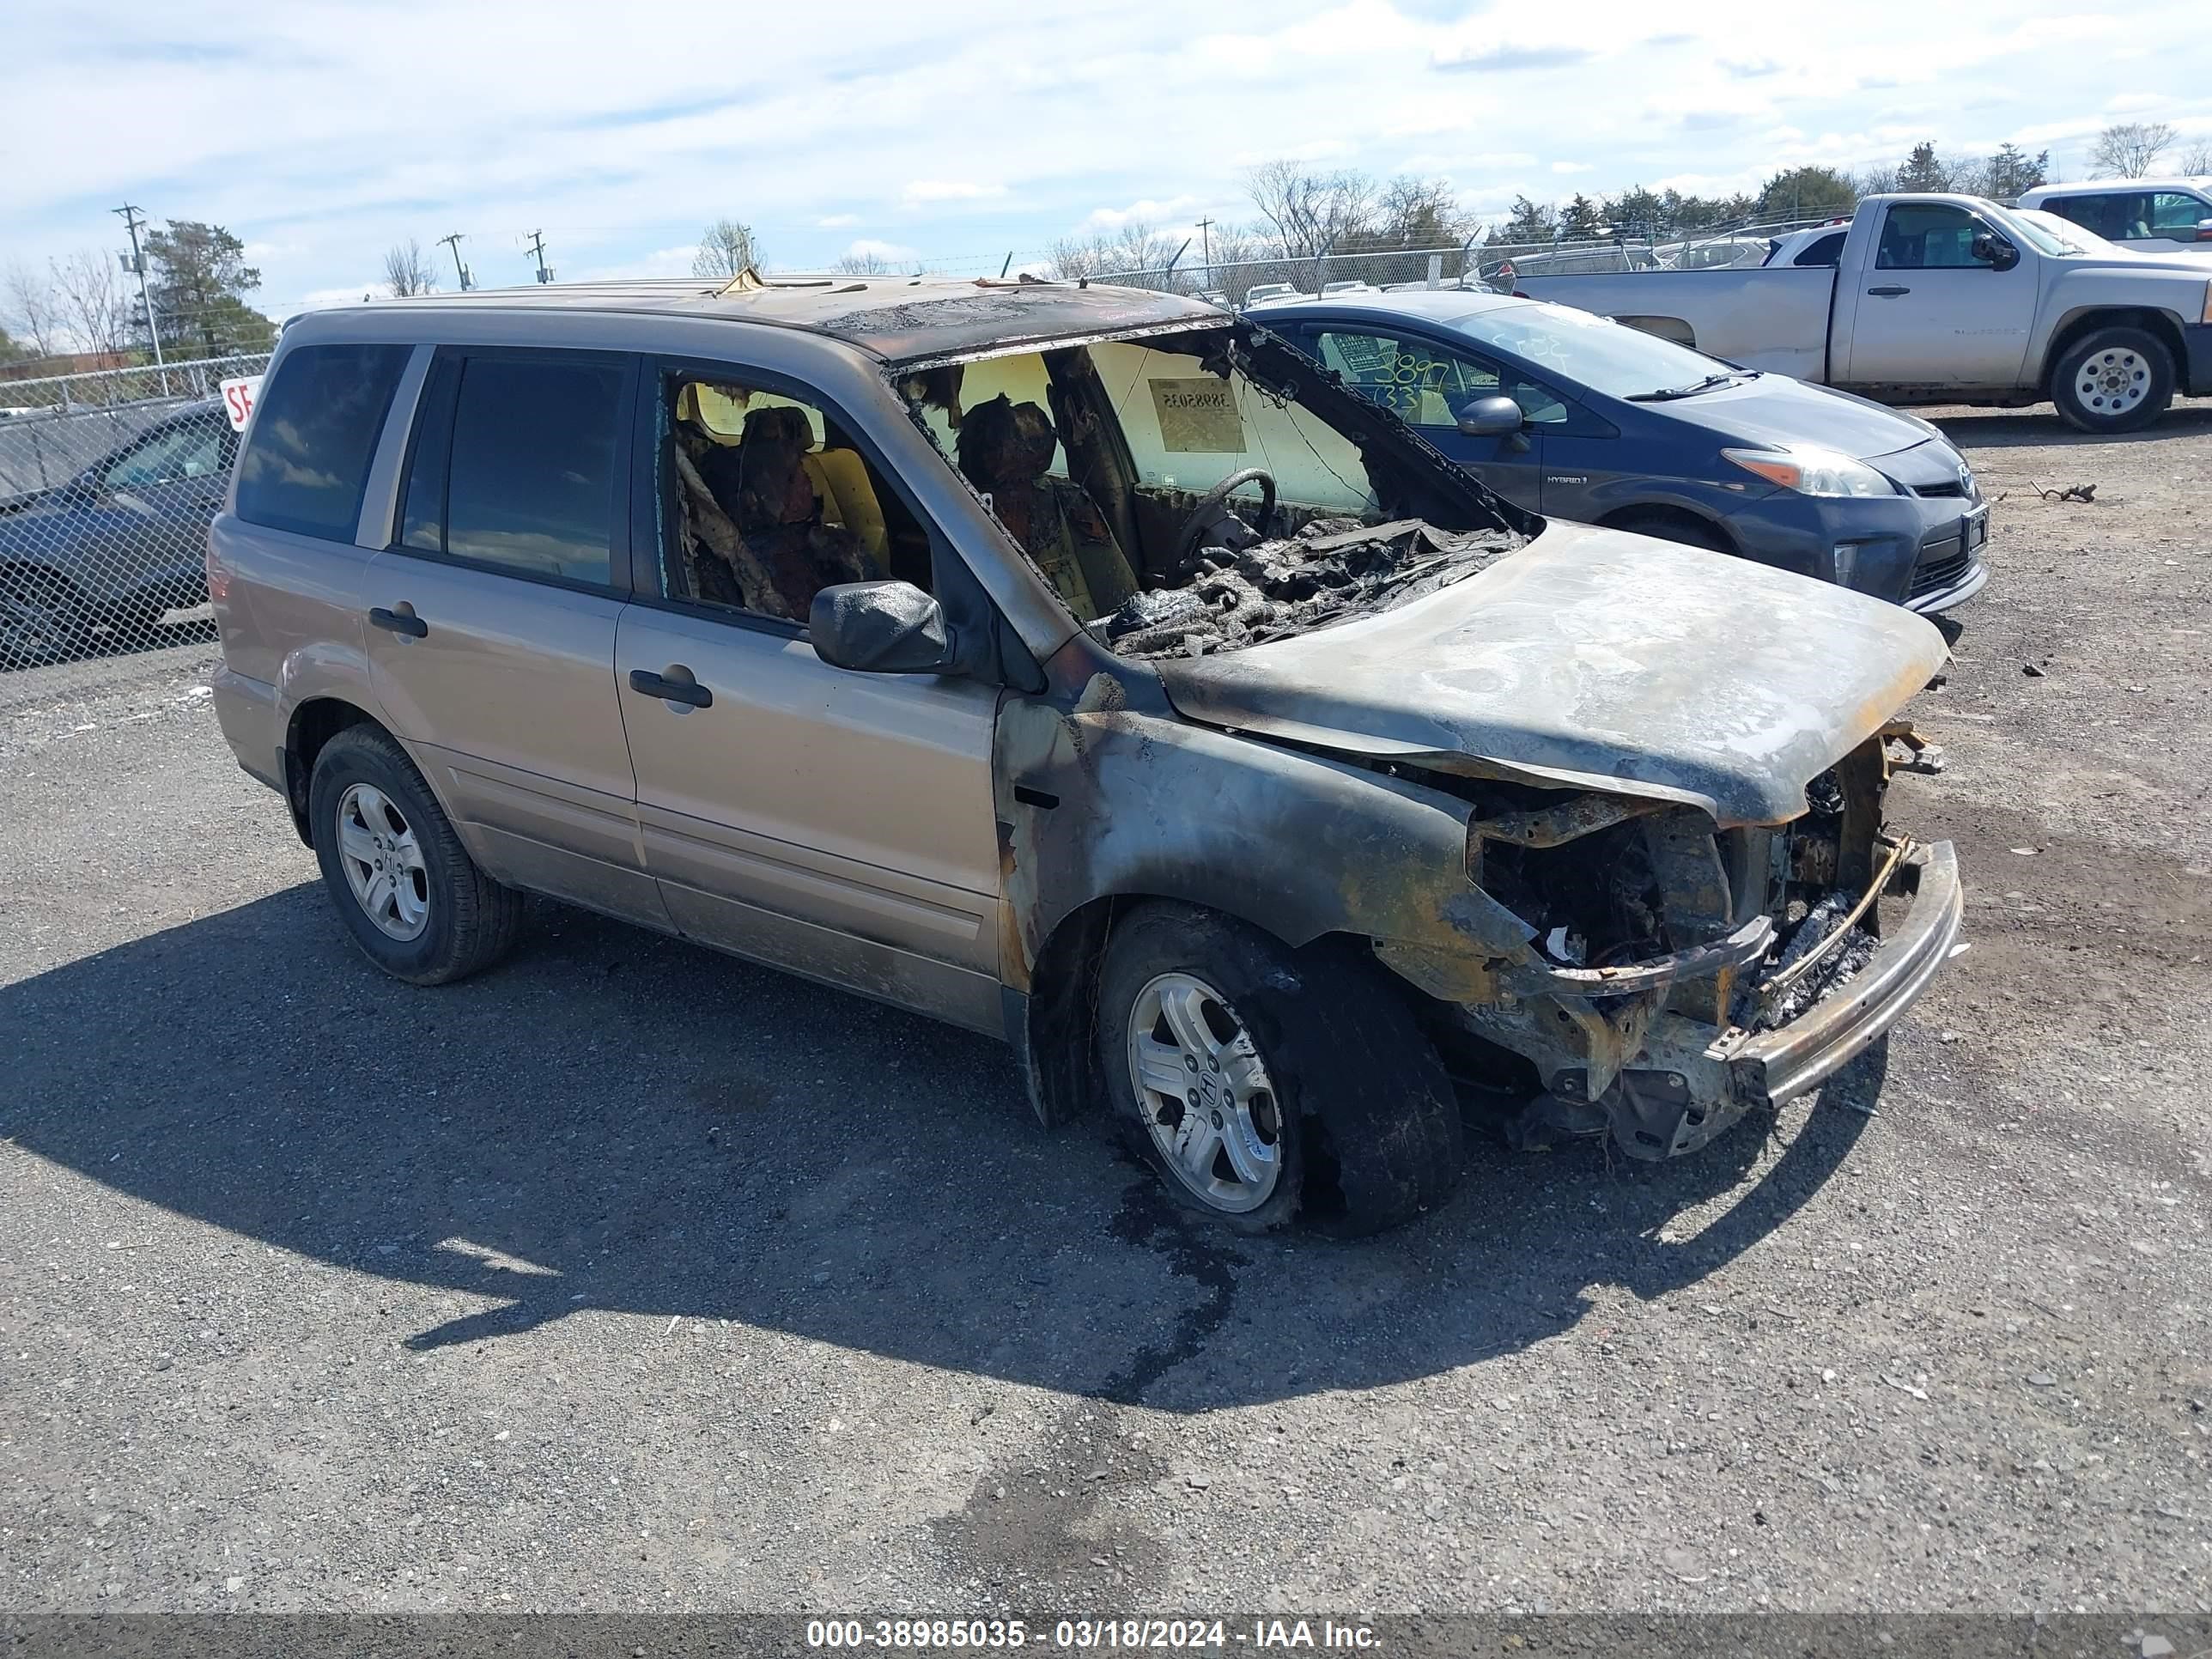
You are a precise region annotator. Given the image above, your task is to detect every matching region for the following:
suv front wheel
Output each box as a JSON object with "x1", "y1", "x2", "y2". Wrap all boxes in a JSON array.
[
  {"x1": 1095, "y1": 902, "x2": 1463, "y2": 1235},
  {"x1": 307, "y1": 725, "x2": 521, "y2": 985}
]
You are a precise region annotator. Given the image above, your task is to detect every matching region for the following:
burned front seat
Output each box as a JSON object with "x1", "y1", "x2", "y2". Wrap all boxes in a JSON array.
[
  {"x1": 683, "y1": 404, "x2": 877, "y2": 621},
  {"x1": 956, "y1": 394, "x2": 1138, "y2": 623}
]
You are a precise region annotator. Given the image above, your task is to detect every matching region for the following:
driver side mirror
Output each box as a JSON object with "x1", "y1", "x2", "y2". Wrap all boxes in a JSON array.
[
  {"x1": 809, "y1": 580, "x2": 957, "y2": 675},
  {"x1": 1456, "y1": 395, "x2": 1526, "y2": 438},
  {"x1": 1971, "y1": 231, "x2": 2019, "y2": 270},
  {"x1": 2195, "y1": 218, "x2": 2212, "y2": 244}
]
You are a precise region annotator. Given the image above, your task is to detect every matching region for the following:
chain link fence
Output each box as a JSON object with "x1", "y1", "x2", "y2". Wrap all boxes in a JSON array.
[
  {"x1": 0, "y1": 353, "x2": 265, "y2": 687},
  {"x1": 1096, "y1": 217, "x2": 1842, "y2": 303}
]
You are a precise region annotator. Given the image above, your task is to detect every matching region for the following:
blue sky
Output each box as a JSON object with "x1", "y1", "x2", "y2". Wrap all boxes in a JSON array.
[{"x1": 7, "y1": 0, "x2": 2209, "y2": 319}]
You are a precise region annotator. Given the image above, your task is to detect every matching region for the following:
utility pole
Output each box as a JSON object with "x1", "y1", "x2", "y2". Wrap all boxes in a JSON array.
[
  {"x1": 439, "y1": 232, "x2": 473, "y2": 292},
  {"x1": 112, "y1": 204, "x2": 169, "y2": 396},
  {"x1": 525, "y1": 229, "x2": 553, "y2": 284},
  {"x1": 1196, "y1": 216, "x2": 1214, "y2": 281}
]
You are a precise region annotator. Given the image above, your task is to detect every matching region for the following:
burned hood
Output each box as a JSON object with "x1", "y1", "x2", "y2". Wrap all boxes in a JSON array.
[{"x1": 1153, "y1": 522, "x2": 1948, "y2": 825}]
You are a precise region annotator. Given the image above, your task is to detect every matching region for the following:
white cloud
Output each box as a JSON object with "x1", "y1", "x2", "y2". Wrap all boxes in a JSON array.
[
  {"x1": 900, "y1": 179, "x2": 1007, "y2": 205},
  {"x1": 1550, "y1": 161, "x2": 1595, "y2": 174},
  {"x1": 1082, "y1": 196, "x2": 1201, "y2": 230},
  {"x1": 817, "y1": 213, "x2": 860, "y2": 228},
  {"x1": 844, "y1": 239, "x2": 916, "y2": 263}
]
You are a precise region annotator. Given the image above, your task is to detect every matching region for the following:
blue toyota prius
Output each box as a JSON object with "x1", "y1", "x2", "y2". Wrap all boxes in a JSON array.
[{"x1": 1255, "y1": 289, "x2": 1988, "y2": 613}]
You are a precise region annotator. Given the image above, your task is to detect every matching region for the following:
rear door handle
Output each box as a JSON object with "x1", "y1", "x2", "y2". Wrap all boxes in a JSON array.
[
  {"x1": 628, "y1": 668, "x2": 713, "y2": 708},
  {"x1": 1866, "y1": 284, "x2": 1911, "y2": 297},
  {"x1": 368, "y1": 605, "x2": 428, "y2": 637}
]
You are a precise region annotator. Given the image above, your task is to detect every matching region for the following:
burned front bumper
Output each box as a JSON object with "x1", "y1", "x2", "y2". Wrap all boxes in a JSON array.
[
  {"x1": 1407, "y1": 836, "x2": 1963, "y2": 1161},
  {"x1": 1732, "y1": 840, "x2": 1961, "y2": 1109},
  {"x1": 1557, "y1": 840, "x2": 1961, "y2": 1158}
]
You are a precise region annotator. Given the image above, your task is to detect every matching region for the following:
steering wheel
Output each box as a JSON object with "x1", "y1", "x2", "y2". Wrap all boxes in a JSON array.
[{"x1": 1173, "y1": 467, "x2": 1277, "y2": 566}]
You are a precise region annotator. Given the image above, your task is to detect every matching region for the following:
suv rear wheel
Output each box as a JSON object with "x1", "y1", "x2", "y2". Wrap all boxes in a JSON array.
[
  {"x1": 1095, "y1": 902, "x2": 1463, "y2": 1234},
  {"x1": 2051, "y1": 325, "x2": 2173, "y2": 433},
  {"x1": 307, "y1": 725, "x2": 522, "y2": 985}
]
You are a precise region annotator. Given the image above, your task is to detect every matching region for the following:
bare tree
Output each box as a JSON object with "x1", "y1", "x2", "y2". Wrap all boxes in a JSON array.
[
  {"x1": 2091, "y1": 121, "x2": 2176, "y2": 179},
  {"x1": 1376, "y1": 175, "x2": 1465, "y2": 246},
  {"x1": 1246, "y1": 161, "x2": 1379, "y2": 258},
  {"x1": 49, "y1": 251, "x2": 131, "y2": 357},
  {"x1": 2183, "y1": 137, "x2": 2212, "y2": 176},
  {"x1": 830, "y1": 249, "x2": 898, "y2": 275},
  {"x1": 1046, "y1": 222, "x2": 1191, "y2": 288},
  {"x1": 2, "y1": 259, "x2": 65, "y2": 359},
  {"x1": 691, "y1": 218, "x2": 764, "y2": 278},
  {"x1": 382, "y1": 239, "x2": 437, "y2": 298}
]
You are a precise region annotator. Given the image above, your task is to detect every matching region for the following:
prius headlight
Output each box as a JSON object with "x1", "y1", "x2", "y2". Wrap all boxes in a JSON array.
[{"x1": 1723, "y1": 446, "x2": 1897, "y2": 498}]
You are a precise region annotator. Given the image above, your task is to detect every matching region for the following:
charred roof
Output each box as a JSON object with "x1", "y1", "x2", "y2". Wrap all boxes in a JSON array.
[{"x1": 312, "y1": 276, "x2": 1224, "y2": 367}]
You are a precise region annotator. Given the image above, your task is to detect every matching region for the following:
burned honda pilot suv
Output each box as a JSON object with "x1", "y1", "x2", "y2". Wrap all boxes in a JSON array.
[{"x1": 210, "y1": 274, "x2": 1962, "y2": 1237}]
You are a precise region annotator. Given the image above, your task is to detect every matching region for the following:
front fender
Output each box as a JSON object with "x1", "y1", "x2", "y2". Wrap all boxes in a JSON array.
[{"x1": 994, "y1": 673, "x2": 1518, "y2": 991}]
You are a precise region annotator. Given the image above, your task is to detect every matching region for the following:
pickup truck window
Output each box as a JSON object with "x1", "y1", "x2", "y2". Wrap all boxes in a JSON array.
[{"x1": 1875, "y1": 204, "x2": 1983, "y2": 270}]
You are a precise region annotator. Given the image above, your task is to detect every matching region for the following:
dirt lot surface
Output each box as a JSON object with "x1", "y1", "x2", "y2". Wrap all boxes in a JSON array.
[{"x1": 3, "y1": 401, "x2": 2209, "y2": 1618}]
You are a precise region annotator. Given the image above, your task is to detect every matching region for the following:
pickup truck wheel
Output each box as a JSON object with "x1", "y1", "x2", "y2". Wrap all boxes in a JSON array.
[
  {"x1": 1096, "y1": 902, "x2": 1463, "y2": 1236},
  {"x1": 308, "y1": 725, "x2": 522, "y2": 985},
  {"x1": 2051, "y1": 325, "x2": 2173, "y2": 433}
]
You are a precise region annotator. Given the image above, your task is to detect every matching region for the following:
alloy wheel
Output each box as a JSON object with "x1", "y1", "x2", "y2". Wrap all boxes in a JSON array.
[
  {"x1": 335, "y1": 782, "x2": 430, "y2": 941},
  {"x1": 1126, "y1": 971, "x2": 1285, "y2": 1213}
]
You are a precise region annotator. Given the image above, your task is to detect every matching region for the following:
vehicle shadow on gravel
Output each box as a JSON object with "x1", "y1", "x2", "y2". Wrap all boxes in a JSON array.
[
  {"x1": 1936, "y1": 404, "x2": 2212, "y2": 451},
  {"x1": 2, "y1": 886, "x2": 1870, "y2": 1411}
]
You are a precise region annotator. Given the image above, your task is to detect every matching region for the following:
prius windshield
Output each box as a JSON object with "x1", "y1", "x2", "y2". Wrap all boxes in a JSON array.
[{"x1": 1449, "y1": 303, "x2": 1737, "y2": 398}]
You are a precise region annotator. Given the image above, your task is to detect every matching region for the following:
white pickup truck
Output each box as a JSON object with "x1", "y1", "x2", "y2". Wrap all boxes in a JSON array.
[{"x1": 1514, "y1": 193, "x2": 2212, "y2": 432}]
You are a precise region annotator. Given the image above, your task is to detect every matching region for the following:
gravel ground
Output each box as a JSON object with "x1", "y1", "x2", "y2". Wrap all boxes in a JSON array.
[{"x1": 3, "y1": 403, "x2": 2209, "y2": 1618}]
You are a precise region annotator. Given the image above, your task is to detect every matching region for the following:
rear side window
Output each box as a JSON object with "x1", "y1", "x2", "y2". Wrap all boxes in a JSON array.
[
  {"x1": 1792, "y1": 231, "x2": 1845, "y2": 267},
  {"x1": 234, "y1": 343, "x2": 410, "y2": 541},
  {"x1": 404, "y1": 355, "x2": 625, "y2": 586},
  {"x1": 2047, "y1": 193, "x2": 2125, "y2": 240}
]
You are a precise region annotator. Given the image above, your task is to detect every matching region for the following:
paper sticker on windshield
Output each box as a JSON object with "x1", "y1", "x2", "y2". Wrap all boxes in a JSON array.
[{"x1": 1149, "y1": 378, "x2": 1243, "y2": 453}]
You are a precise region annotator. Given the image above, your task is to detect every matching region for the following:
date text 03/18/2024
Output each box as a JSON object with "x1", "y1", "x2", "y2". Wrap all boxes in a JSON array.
[{"x1": 804, "y1": 1617, "x2": 1382, "y2": 1649}]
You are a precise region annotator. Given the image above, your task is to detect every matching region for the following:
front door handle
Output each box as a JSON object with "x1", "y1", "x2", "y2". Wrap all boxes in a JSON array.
[
  {"x1": 1866, "y1": 284, "x2": 1911, "y2": 297},
  {"x1": 629, "y1": 667, "x2": 713, "y2": 709},
  {"x1": 368, "y1": 605, "x2": 428, "y2": 637}
]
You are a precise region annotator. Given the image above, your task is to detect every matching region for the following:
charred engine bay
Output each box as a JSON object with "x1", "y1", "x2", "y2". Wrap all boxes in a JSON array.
[{"x1": 1102, "y1": 517, "x2": 1522, "y2": 659}]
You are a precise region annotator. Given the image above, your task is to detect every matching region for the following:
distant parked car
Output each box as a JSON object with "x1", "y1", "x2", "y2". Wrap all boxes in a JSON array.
[
  {"x1": 1664, "y1": 235, "x2": 1775, "y2": 270},
  {"x1": 1318, "y1": 280, "x2": 1379, "y2": 295},
  {"x1": 2018, "y1": 179, "x2": 2212, "y2": 257},
  {"x1": 1240, "y1": 283, "x2": 1301, "y2": 307},
  {"x1": 0, "y1": 399, "x2": 234, "y2": 665},
  {"x1": 1762, "y1": 224, "x2": 1852, "y2": 267},
  {"x1": 1262, "y1": 289, "x2": 1988, "y2": 613}
]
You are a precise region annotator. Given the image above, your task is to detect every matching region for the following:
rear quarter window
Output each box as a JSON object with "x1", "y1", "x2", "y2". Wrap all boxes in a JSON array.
[{"x1": 234, "y1": 343, "x2": 411, "y2": 541}]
